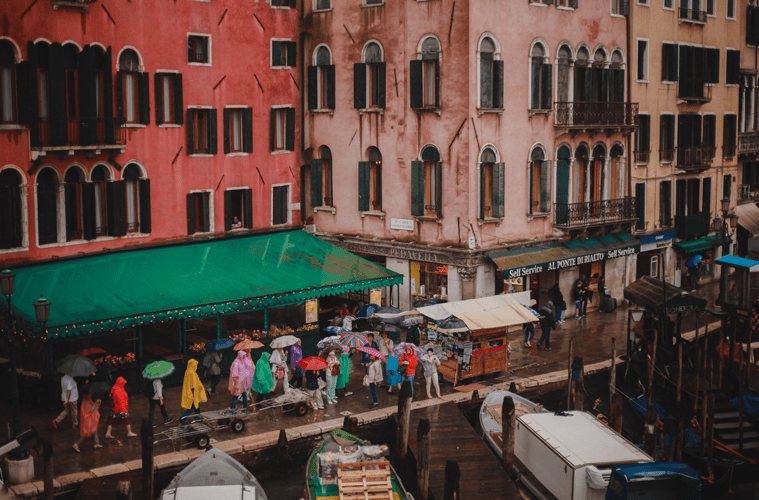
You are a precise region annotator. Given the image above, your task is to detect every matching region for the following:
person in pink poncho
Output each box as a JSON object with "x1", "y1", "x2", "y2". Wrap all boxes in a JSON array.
[{"x1": 229, "y1": 350, "x2": 255, "y2": 408}]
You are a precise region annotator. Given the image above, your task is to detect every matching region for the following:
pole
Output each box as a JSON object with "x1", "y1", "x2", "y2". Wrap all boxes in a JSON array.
[
  {"x1": 443, "y1": 460, "x2": 460, "y2": 500},
  {"x1": 717, "y1": 330, "x2": 723, "y2": 390},
  {"x1": 739, "y1": 339, "x2": 745, "y2": 452},
  {"x1": 626, "y1": 310, "x2": 633, "y2": 375},
  {"x1": 644, "y1": 402, "x2": 658, "y2": 458},
  {"x1": 6, "y1": 295, "x2": 27, "y2": 460},
  {"x1": 567, "y1": 339, "x2": 574, "y2": 410},
  {"x1": 417, "y1": 418, "x2": 431, "y2": 500},
  {"x1": 502, "y1": 396, "x2": 516, "y2": 477},
  {"x1": 718, "y1": 220, "x2": 729, "y2": 305},
  {"x1": 572, "y1": 356, "x2": 585, "y2": 411},
  {"x1": 611, "y1": 393, "x2": 624, "y2": 434},
  {"x1": 610, "y1": 338, "x2": 617, "y2": 408},
  {"x1": 693, "y1": 314, "x2": 701, "y2": 413},
  {"x1": 43, "y1": 440, "x2": 53, "y2": 500},
  {"x1": 141, "y1": 420, "x2": 154, "y2": 500},
  {"x1": 396, "y1": 380, "x2": 413, "y2": 476},
  {"x1": 708, "y1": 360, "x2": 716, "y2": 464},
  {"x1": 647, "y1": 327, "x2": 658, "y2": 407}
]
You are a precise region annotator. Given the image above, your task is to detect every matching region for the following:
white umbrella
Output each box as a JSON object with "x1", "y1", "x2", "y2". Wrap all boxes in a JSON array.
[
  {"x1": 270, "y1": 334, "x2": 299, "y2": 349},
  {"x1": 317, "y1": 335, "x2": 342, "y2": 349}
]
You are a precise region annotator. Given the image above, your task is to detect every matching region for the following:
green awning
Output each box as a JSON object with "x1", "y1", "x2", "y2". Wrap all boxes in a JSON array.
[
  {"x1": 2, "y1": 229, "x2": 402, "y2": 340},
  {"x1": 673, "y1": 235, "x2": 723, "y2": 254},
  {"x1": 489, "y1": 232, "x2": 640, "y2": 280}
]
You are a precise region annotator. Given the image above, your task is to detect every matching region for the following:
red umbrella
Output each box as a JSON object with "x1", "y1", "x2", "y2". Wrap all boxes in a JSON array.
[
  {"x1": 78, "y1": 347, "x2": 107, "y2": 357},
  {"x1": 297, "y1": 356, "x2": 329, "y2": 371},
  {"x1": 356, "y1": 346, "x2": 386, "y2": 360}
]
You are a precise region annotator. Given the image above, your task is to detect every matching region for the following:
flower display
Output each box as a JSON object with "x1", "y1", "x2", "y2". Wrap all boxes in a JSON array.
[
  {"x1": 297, "y1": 323, "x2": 318, "y2": 332},
  {"x1": 95, "y1": 353, "x2": 137, "y2": 367},
  {"x1": 188, "y1": 343, "x2": 206, "y2": 354}
]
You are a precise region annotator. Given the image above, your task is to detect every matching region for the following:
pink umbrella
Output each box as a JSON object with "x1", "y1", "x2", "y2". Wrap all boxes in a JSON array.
[{"x1": 356, "y1": 346, "x2": 386, "y2": 360}]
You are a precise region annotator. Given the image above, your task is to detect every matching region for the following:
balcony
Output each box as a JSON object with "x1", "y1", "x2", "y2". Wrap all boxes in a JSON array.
[
  {"x1": 554, "y1": 102, "x2": 638, "y2": 133},
  {"x1": 677, "y1": 79, "x2": 712, "y2": 103},
  {"x1": 52, "y1": 0, "x2": 97, "y2": 10},
  {"x1": 739, "y1": 132, "x2": 759, "y2": 157},
  {"x1": 659, "y1": 149, "x2": 675, "y2": 163},
  {"x1": 554, "y1": 197, "x2": 638, "y2": 229},
  {"x1": 676, "y1": 146, "x2": 715, "y2": 171},
  {"x1": 674, "y1": 212, "x2": 710, "y2": 239},
  {"x1": 678, "y1": 7, "x2": 706, "y2": 24},
  {"x1": 634, "y1": 150, "x2": 650, "y2": 164},
  {"x1": 30, "y1": 117, "x2": 126, "y2": 154}
]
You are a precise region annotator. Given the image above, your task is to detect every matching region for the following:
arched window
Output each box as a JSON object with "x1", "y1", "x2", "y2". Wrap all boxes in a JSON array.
[
  {"x1": 555, "y1": 146, "x2": 572, "y2": 225},
  {"x1": 36, "y1": 168, "x2": 58, "y2": 245},
  {"x1": 0, "y1": 169, "x2": 22, "y2": 249},
  {"x1": 530, "y1": 43, "x2": 551, "y2": 111},
  {"x1": 309, "y1": 146, "x2": 333, "y2": 208},
  {"x1": 573, "y1": 145, "x2": 589, "y2": 203},
  {"x1": 610, "y1": 50, "x2": 625, "y2": 103},
  {"x1": 123, "y1": 163, "x2": 151, "y2": 234},
  {"x1": 62, "y1": 44, "x2": 80, "y2": 143},
  {"x1": 411, "y1": 146, "x2": 442, "y2": 218},
  {"x1": 609, "y1": 145, "x2": 625, "y2": 200},
  {"x1": 354, "y1": 42, "x2": 385, "y2": 109},
  {"x1": 91, "y1": 165, "x2": 110, "y2": 236},
  {"x1": 574, "y1": 47, "x2": 589, "y2": 102},
  {"x1": 557, "y1": 45, "x2": 572, "y2": 104},
  {"x1": 309, "y1": 45, "x2": 334, "y2": 110},
  {"x1": 64, "y1": 167, "x2": 85, "y2": 241},
  {"x1": 590, "y1": 145, "x2": 606, "y2": 202},
  {"x1": 118, "y1": 49, "x2": 145, "y2": 124},
  {"x1": 479, "y1": 147, "x2": 504, "y2": 219},
  {"x1": 0, "y1": 40, "x2": 17, "y2": 124},
  {"x1": 411, "y1": 36, "x2": 440, "y2": 109},
  {"x1": 479, "y1": 36, "x2": 503, "y2": 109},
  {"x1": 529, "y1": 146, "x2": 550, "y2": 214},
  {"x1": 590, "y1": 48, "x2": 607, "y2": 102}
]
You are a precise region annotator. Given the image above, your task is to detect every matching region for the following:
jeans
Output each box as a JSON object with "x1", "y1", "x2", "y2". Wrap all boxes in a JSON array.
[
  {"x1": 369, "y1": 383, "x2": 378, "y2": 404},
  {"x1": 537, "y1": 327, "x2": 551, "y2": 348},
  {"x1": 231, "y1": 392, "x2": 247, "y2": 409},
  {"x1": 403, "y1": 375, "x2": 415, "y2": 396},
  {"x1": 691, "y1": 274, "x2": 698, "y2": 290},
  {"x1": 556, "y1": 308, "x2": 563, "y2": 322},
  {"x1": 180, "y1": 405, "x2": 201, "y2": 422},
  {"x1": 148, "y1": 398, "x2": 169, "y2": 425},
  {"x1": 575, "y1": 300, "x2": 582, "y2": 316},
  {"x1": 326, "y1": 374, "x2": 338, "y2": 402},
  {"x1": 581, "y1": 298, "x2": 588, "y2": 315},
  {"x1": 524, "y1": 324, "x2": 535, "y2": 344}
]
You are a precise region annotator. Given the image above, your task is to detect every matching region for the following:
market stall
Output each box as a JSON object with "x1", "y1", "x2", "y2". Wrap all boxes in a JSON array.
[{"x1": 416, "y1": 294, "x2": 536, "y2": 384}]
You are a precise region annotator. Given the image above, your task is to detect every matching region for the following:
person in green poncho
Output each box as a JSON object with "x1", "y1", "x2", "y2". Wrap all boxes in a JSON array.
[
  {"x1": 335, "y1": 351, "x2": 352, "y2": 397},
  {"x1": 252, "y1": 352, "x2": 274, "y2": 404}
]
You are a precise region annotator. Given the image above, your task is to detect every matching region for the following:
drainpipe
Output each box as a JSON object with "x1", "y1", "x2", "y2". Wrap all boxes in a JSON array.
[{"x1": 626, "y1": 2, "x2": 633, "y2": 200}]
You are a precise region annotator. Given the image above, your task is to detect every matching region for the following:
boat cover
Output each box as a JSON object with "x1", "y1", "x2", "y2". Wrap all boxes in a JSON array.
[
  {"x1": 605, "y1": 463, "x2": 701, "y2": 500},
  {"x1": 730, "y1": 395, "x2": 759, "y2": 416}
]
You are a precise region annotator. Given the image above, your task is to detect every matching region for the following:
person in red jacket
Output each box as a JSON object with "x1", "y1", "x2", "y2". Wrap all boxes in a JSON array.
[
  {"x1": 399, "y1": 345, "x2": 418, "y2": 397},
  {"x1": 104, "y1": 377, "x2": 136, "y2": 440}
]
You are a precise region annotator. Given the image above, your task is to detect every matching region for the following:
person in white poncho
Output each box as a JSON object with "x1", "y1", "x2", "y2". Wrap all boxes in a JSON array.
[
  {"x1": 421, "y1": 348, "x2": 442, "y2": 399},
  {"x1": 269, "y1": 347, "x2": 289, "y2": 394}
]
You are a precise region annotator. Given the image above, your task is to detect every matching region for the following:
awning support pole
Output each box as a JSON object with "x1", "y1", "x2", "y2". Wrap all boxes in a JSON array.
[
  {"x1": 137, "y1": 326, "x2": 143, "y2": 392},
  {"x1": 264, "y1": 308, "x2": 269, "y2": 337},
  {"x1": 216, "y1": 314, "x2": 221, "y2": 340}
]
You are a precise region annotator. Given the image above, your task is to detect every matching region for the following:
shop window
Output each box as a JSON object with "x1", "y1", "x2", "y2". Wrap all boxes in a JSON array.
[
  {"x1": 187, "y1": 108, "x2": 218, "y2": 155},
  {"x1": 479, "y1": 35, "x2": 503, "y2": 109},
  {"x1": 0, "y1": 169, "x2": 23, "y2": 249},
  {"x1": 412, "y1": 262, "x2": 448, "y2": 298},
  {"x1": 359, "y1": 147, "x2": 383, "y2": 211},
  {"x1": 188, "y1": 35, "x2": 210, "y2": 64},
  {"x1": 529, "y1": 147, "x2": 550, "y2": 214},
  {"x1": 0, "y1": 40, "x2": 17, "y2": 124},
  {"x1": 118, "y1": 49, "x2": 149, "y2": 125},
  {"x1": 312, "y1": 146, "x2": 333, "y2": 207},
  {"x1": 272, "y1": 184, "x2": 290, "y2": 226},
  {"x1": 530, "y1": 43, "x2": 551, "y2": 111},
  {"x1": 224, "y1": 188, "x2": 253, "y2": 230},
  {"x1": 224, "y1": 107, "x2": 253, "y2": 154},
  {"x1": 123, "y1": 164, "x2": 151, "y2": 234},
  {"x1": 308, "y1": 45, "x2": 335, "y2": 110},
  {"x1": 36, "y1": 168, "x2": 58, "y2": 245},
  {"x1": 411, "y1": 146, "x2": 442, "y2": 218},
  {"x1": 186, "y1": 191, "x2": 211, "y2": 235},
  {"x1": 64, "y1": 167, "x2": 85, "y2": 241},
  {"x1": 269, "y1": 107, "x2": 295, "y2": 152},
  {"x1": 155, "y1": 73, "x2": 184, "y2": 125},
  {"x1": 410, "y1": 36, "x2": 440, "y2": 109},
  {"x1": 271, "y1": 40, "x2": 296, "y2": 68},
  {"x1": 354, "y1": 41, "x2": 386, "y2": 109}
]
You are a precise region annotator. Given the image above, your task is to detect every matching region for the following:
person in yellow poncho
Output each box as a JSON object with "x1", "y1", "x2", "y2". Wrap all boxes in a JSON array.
[{"x1": 179, "y1": 359, "x2": 207, "y2": 423}]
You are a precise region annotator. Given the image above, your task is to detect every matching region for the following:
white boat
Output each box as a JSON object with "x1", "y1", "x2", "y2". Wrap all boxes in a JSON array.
[
  {"x1": 479, "y1": 392, "x2": 701, "y2": 500},
  {"x1": 159, "y1": 448, "x2": 268, "y2": 500},
  {"x1": 479, "y1": 389, "x2": 547, "y2": 459}
]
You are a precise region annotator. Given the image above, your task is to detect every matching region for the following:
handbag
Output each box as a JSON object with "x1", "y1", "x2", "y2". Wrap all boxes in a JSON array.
[
  {"x1": 398, "y1": 364, "x2": 407, "y2": 377},
  {"x1": 331, "y1": 365, "x2": 340, "y2": 377},
  {"x1": 363, "y1": 375, "x2": 370, "y2": 387}
]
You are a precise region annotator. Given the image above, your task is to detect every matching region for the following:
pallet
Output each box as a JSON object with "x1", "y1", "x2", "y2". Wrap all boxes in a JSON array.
[{"x1": 337, "y1": 461, "x2": 393, "y2": 500}]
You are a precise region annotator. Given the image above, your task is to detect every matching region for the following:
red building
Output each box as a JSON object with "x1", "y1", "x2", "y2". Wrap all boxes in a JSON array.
[{"x1": 0, "y1": 0, "x2": 301, "y2": 265}]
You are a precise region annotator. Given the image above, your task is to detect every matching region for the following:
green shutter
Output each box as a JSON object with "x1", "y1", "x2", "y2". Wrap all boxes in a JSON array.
[
  {"x1": 494, "y1": 163, "x2": 505, "y2": 218},
  {"x1": 154, "y1": 74, "x2": 164, "y2": 125},
  {"x1": 353, "y1": 63, "x2": 366, "y2": 109},
  {"x1": 139, "y1": 179, "x2": 151, "y2": 233},
  {"x1": 287, "y1": 42, "x2": 297, "y2": 68},
  {"x1": 378, "y1": 62, "x2": 386, "y2": 109},
  {"x1": 479, "y1": 166, "x2": 486, "y2": 219},
  {"x1": 493, "y1": 60, "x2": 504, "y2": 109},
  {"x1": 411, "y1": 161, "x2": 425, "y2": 216},
  {"x1": 223, "y1": 108, "x2": 231, "y2": 154},
  {"x1": 272, "y1": 41, "x2": 281, "y2": 67},
  {"x1": 307, "y1": 66, "x2": 318, "y2": 110},
  {"x1": 542, "y1": 64, "x2": 552, "y2": 110},
  {"x1": 358, "y1": 161, "x2": 370, "y2": 211},
  {"x1": 224, "y1": 190, "x2": 232, "y2": 231},
  {"x1": 410, "y1": 60, "x2": 423, "y2": 109},
  {"x1": 243, "y1": 189, "x2": 253, "y2": 229},
  {"x1": 436, "y1": 162, "x2": 443, "y2": 219},
  {"x1": 311, "y1": 159, "x2": 323, "y2": 207},
  {"x1": 326, "y1": 65, "x2": 336, "y2": 109},
  {"x1": 186, "y1": 109, "x2": 195, "y2": 154}
]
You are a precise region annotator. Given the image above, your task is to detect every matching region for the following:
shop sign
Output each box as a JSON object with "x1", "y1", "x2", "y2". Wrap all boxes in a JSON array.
[
  {"x1": 390, "y1": 218, "x2": 415, "y2": 231},
  {"x1": 504, "y1": 246, "x2": 639, "y2": 279},
  {"x1": 305, "y1": 299, "x2": 318, "y2": 324},
  {"x1": 639, "y1": 231, "x2": 677, "y2": 253},
  {"x1": 640, "y1": 239, "x2": 673, "y2": 253},
  {"x1": 370, "y1": 288, "x2": 382, "y2": 306}
]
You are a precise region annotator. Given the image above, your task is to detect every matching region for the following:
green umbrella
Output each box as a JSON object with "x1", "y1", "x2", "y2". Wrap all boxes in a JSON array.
[{"x1": 142, "y1": 360, "x2": 176, "y2": 380}]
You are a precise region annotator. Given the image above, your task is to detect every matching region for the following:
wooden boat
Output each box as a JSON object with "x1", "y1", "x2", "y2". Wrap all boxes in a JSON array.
[
  {"x1": 479, "y1": 392, "x2": 701, "y2": 500},
  {"x1": 159, "y1": 448, "x2": 268, "y2": 500},
  {"x1": 304, "y1": 429, "x2": 410, "y2": 500},
  {"x1": 478, "y1": 389, "x2": 547, "y2": 459}
]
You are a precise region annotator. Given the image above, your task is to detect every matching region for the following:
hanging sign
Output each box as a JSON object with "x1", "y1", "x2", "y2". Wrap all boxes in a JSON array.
[
  {"x1": 305, "y1": 299, "x2": 318, "y2": 324},
  {"x1": 370, "y1": 288, "x2": 382, "y2": 306}
]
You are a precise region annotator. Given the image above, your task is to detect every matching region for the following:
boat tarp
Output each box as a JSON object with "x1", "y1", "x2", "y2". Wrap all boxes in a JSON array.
[
  {"x1": 624, "y1": 276, "x2": 707, "y2": 315},
  {"x1": 2, "y1": 229, "x2": 402, "y2": 340},
  {"x1": 605, "y1": 463, "x2": 701, "y2": 500}
]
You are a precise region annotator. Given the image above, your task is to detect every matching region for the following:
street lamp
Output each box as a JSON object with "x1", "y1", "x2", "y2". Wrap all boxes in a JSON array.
[
  {"x1": 2, "y1": 269, "x2": 50, "y2": 461},
  {"x1": 713, "y1": 198, "x2": 739, "y2": 306}
]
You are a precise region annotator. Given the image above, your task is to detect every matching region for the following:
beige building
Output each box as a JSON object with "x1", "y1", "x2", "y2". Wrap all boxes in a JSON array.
[{"x1": 629, "y1": 0, "x2": 741, "y2": 290}]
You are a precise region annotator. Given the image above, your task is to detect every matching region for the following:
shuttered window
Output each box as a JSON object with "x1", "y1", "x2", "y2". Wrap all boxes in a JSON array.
[
  {"x1": 358, "y1": 147, "x2": 383, "y2": 212},
  {"x1": 411, "y1": 147, "x2": 443, "y2": 218},
  {"x1": 308, "y1": 46, "x2": 335, "y2": 110},
  {"x1": 187, "y1": 108, "x2": 217, "y2": 155},
  {"x1": 271, "y1": 41, "x2": 297, "y2": 68},
  {"x1": 0, "y1": 169, "x2": 23, "y2": 249},
  {"x1": 637, "y1": 40, "x2": 648, "y2": 81},
  {"x1": 661, "y1": 43, "x2": 678, "y2": 82},
  {"x1": 702, "y1": 177, "x2": 711, "y2": 216},
  {"x1": 726, "y1": 50, "x2": 740, "y2": 85},
  {"x1": 123, "y1": 164, "x2": 150, "y2": 234},
  {"x1": 37, "y1": 168, "x2": 58, "y2": 245},
  {"x1": 530, "y1": 44, "x2": 551, "y2": 111},
  {"x1": 224, "y1": 108, "x2": 253, "y2": 154},
  {"x1": 269, "y1": 107, "x2": 295, "y2": 152},
  {"x1": 660, "y1": 181, "x2": 672, "y2": 227},
  {"x1": 659, "y1": 115, "x2": 675, "y2": 162},
  {"x1": 186, "y1": 192, "x2": 211, "y2": 235},
  {"x1": 635, "y1": 114, "x2": 651, "y2": 162},
  {"x1": 224, "y1": 189, "x2": 253, "y2": 231},
  {"x1": 479, "y1": 37, "x2": 503, "y2": 109},
  {"x1": 155, "y1": 73, "x2": 183, "y2": 125},
  {"x1": 0, "y1": 41, "x2": 17, "y2": 124},
  {"x1": 529, "y1": 148, "x2": 549, "y2": 214},
  {"x1": 635, "y1": 183, "x2": 645, "y2": 231},
  {"x1": 723, "y1": 114, "x2": 737, "y2": 158},
  {"x1": 188, "y1": 35, "x2": 210, "y2": 64},
  {"x1": 272, "y1": 185, "x2": 290, "y2": 226},
  {"x1": 748, "y1": 5, "x2": 759, "y2": 46}
]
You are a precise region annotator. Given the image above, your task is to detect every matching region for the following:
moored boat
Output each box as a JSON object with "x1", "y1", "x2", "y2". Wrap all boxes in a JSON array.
[
  {"x1": 159, "y1": 448, "x2": 268, "y2": 500},
  {"x1": 479, "y1": 389, "x2": 547, "y2": 459}
]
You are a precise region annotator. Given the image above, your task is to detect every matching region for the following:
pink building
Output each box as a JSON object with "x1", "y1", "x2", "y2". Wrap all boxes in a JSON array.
[{"x1": 301, "y1": 0, "x2": 638, "y2": 310}]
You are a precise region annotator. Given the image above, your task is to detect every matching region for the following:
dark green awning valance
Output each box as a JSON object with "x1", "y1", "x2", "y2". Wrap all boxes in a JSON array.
[
  {"x1": 2, "y1": 229, "x2": 402, "y2": 340},
  {"x1": 673, "y1": 235, "x2": 723, "y2": 254}
]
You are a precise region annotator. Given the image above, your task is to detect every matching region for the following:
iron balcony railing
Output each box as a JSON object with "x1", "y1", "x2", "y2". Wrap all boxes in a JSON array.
[
  {"x1": 555, "y1": 102, "x2": 639, "y2": 128},
  {"x1": 677, "y1": 79, "x2": 712, "y2": 102},
  {"x1": 739, "y1": 132, "x2": 759, "y2": 156},
  {"x1": 679, "y1": 7, "x2": 707, "y2": 23},
  {"x1": 634, "y1": 150, "x2": 650, "y2": 164},
  {"x1": 676, "y1": 146, "x2": 715, "y2": 170},
  {"x1": 659, "y1": 149, "x2": 675, "y2": 163},
  {"x1": 723, "y1": 144, "x2": 737, "y2": 159},
  {"x1": 674, "y1": 212, "x2": 711, "y2": 239},
  {"x1": 30, "y1": 116, "x2": 126, "y2": 149},
  {"x1": 554, "y1": 197, "x2": 637, "y2": 228}
]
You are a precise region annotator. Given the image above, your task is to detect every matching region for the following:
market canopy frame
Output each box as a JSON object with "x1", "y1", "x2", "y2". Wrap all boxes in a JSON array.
[
  {"x1": 624, "y1": 276, "x2": 707, "y2": 315},
  {"x1": 1, "y1": 229, "x2": 402, "y2": 340}
]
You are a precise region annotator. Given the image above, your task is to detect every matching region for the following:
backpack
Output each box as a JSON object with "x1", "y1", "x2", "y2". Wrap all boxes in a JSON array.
[
  {"x1": 143, "y1": 382, "x2": 155, "y2": 398},
  {"x1": 201, "y1": 353, "x2": 213, "y2": 369}
]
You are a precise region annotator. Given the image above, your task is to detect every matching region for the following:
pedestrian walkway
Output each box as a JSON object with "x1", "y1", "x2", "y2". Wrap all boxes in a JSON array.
[{"x1": 0, "y1": 279, "x2": 726, "y2": 496}]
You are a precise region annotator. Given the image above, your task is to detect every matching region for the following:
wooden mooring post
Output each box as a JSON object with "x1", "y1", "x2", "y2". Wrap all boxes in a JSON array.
[
  {"x1": 43, "y1": 440, "x2": 53, "y2": 500},
  {"x1": 141, "y1": 419, "x2": 154, "y2": 500},
  {"x1": 572, "y1": 356, "x2": 584, "y2": 411},
  {"x1": 707, "y1": 360, "x2": 716, "y2": 464},
  {"x1": 566, "y1": 339, "x2": 574, "y2": 410},
  {"x1": 609, "y1": 338, "x2": 617, "y2": 409},
  {"x1": 501, "y1": 396, "x2": 516, "y2": 477},
  {"x1": 396, "y1": 380, "x2": 413, "y2": 473},
  {"x1": 343, "y1": 415, "x2": 358, "y2": 435},
  {"x1": 443, "y1": 460, "x2": 460, "y2": 500},
  {"x1": 739, "y1": 340, "x2": 746, "y2": 452},
  {"x1": 644, "y1": 402, "x2": 658, "y2": 458},
  {"x1": 647, "y1": 328, "x2": 658, "y2": 407},
  {"x1": 417, "y1": 418, "x2": 431, "y2": 500},
  {"x1": 610, "y1": 393, "x2": 624, "y2": 434}
]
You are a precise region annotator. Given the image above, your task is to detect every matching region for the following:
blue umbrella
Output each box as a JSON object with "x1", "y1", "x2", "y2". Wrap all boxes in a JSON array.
[
  {"x1": 324, "y1": 326, "x2": 349, "y2": 334},
  {"x1": 354, "y1": 304, "x2": 379, "y2": 319},
  {"x1": 205, "y1": 338, "x2": 235, "y2": 351},
  {"x1": 685, "y1": 254, "x2": 702, "y2": 268},
  {"x1": 526, "y1": 307, "x2": 540, "y2": 318}
]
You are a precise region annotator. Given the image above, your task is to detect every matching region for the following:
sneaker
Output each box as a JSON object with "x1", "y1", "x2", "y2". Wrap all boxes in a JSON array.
[
  {"x1": 93, "y1": 444, "x2": 103, "y2": 449},
  {"x1": 545, "y1": 347, "x2": 553, "y2": 351},
  {"x1": 344, "y1": 391, "x2": 353, "y2": 396},
  {"x1": 317, "y1": 406, "x2": 325, "y2": 410},
  {"x1": 575, "y1": 316, "x2": 581, "y2": 320},
  {"x1": 164, "y1": 418, "x2": 174, "y2": 425},
  {"x1": 52, "y1": 420, "x2": 58, "y2": 430},
  {"x1": 72, "y1": 444, "x2": 80, "y2": 453},
  {"x1": 127, "y1": 433, "x2": 137, "y2": 438},
  {"x1": 370, "y1": 402, "x2": 379, "y2": 408}
]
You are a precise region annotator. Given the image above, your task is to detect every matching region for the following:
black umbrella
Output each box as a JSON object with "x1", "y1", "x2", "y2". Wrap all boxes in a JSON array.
[
  {"x1": 55, "y1": 355, "x2": 97, "y2": 378},
  {"x1": 438, "y1": 317, "x2": 469, "y2": 333},
  {"x1": 84, "y1": 381, "x2": 112, "y2": 396},
  {"x1": 373, "y1": 323, "x2": 401, "y2": 334},
  {"x1": 372, "y1": 306, "x2": 405, "y2": 325},
  {"x1": 413, "y1": 298, "x2": 435, "y2": 308}
]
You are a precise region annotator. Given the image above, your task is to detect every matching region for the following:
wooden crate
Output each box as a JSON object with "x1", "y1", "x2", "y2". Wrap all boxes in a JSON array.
[{"x1": 337, "y1": 461, "x2": 393, "y2": 500}]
